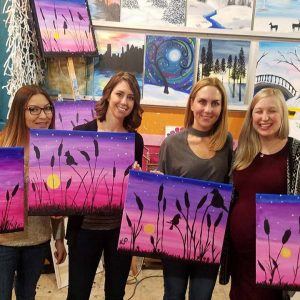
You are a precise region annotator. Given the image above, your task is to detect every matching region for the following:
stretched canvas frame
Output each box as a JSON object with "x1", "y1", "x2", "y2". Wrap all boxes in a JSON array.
[
  {"x1": 28, "y1": 129, "x2": 135, "y2": 215},
  {"x1": 118, "y1": 170, "x2": 232, "y2": 264},
  {"x1": 0, "y1": 147, "x2": 24, "y2": 234}
]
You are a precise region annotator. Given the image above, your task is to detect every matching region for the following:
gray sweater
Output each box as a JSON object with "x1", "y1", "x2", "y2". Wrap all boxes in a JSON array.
[{"x1": 158, "y1": 129, "x2": 233, "y2": 183}]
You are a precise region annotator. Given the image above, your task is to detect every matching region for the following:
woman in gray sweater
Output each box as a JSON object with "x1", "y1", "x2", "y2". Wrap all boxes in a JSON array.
[{"x1": 159, "y1": 77, "x2": 233, "y2": 300}]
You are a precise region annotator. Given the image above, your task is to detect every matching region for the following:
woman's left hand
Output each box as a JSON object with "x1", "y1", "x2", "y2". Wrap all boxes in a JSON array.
[
  {"x1": 132, "y1": 161, "x2": 142, "y2": 171},
  {"x1": 54, "y1": 239, "x2": 67, "y2": 264}
]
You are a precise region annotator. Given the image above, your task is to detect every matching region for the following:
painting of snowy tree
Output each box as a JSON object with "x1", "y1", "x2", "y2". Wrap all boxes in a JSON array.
[
  {"x1": 253, "y1": 0, "x2": 300, "y2": 33},
  {"x1": 93, "y1": 30, "x2": 144, "y2": 96},
  {"x1": 88, "y1": 0, "x2": 120, "y2": 23},
  {"x1": 255, "y1": 41, "x2": 300, "y2": 108},
  {"x1": 198, "y1": 38, "x2": 251, "y2": 107},
  {"x1": 143, "y1": 35, "x2": 195, "y2": 107},
  {"x1": 121, "y1": 0, "x2": 186, "y2": 27},
  {"x1": 186, "y1": 0, "x2": 253, "y2": 30}
]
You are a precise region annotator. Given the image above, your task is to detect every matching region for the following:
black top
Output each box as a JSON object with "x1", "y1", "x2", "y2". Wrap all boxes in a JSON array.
[{"x1": 66, "y1": 119, "x2": 144, "y2": 242}]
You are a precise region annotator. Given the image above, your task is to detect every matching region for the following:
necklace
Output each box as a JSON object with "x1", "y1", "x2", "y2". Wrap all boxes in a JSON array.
[
  {"x1": 188, "y1": 127, "x2": 214, "y2": 137},
  {"x1": 259, "y1": 138, "x2": 288, "y2": 158}
]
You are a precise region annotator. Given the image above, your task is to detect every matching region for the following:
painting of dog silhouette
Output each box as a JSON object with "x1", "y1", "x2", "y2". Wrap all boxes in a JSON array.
[
  {"x1": 269, "y1": 22, "x2": 278, "y2": 31},
  {"x1": 292, "y1": 20, "x2": 300, "y2": 31}
]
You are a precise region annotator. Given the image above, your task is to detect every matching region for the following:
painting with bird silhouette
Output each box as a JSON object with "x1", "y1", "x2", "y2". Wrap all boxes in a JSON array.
[
  {"x1": 118, "y1": 170, "x2": 232, "y2": 264},
  {"x1": 256, "y1": 194, "x2": 300, "y2": 290},
  {"x1": 28, "y1": 129, "x2": 135, "y2": 215},
  {"x1": 0, "y1": 147, "x2": 24, "y2": 234},
  {"x1": 30, "y1": 0, "x2": 97, "y2": 56},
  {"x1": 54, "y1": 100, "x2": 96, "y2": 130}
]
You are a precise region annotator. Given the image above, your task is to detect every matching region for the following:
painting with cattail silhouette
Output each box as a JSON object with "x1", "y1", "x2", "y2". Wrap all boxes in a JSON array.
[
  {"x1": 54, "y1": 100, "x2": 96, "y2": 130},
  {"x1": 118, "y1": 171, "x2": 232, "y2": 264},
  {"x1": 28, "y1": 129, "x2": 134, "y2": 215},
  {"x1": 30, "y1": 0, "x2": 97, "y2": 56},
  {"x1": 256, "y1": 194, "x2": 300, "y2": 290},
  {"x1": 0, "y1": 147, "x2": 24, "y2": 234}
]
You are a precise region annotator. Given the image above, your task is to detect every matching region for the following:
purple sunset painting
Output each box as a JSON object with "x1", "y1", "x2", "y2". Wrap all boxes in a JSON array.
[
  {"x1": 30, "y1": 0, "x2": 97, "y2": 56},
  {"x1": 118, "y1": 171, "x2": 233, "y2": 264},
  {"x1": 0, "y1": 147, "x2": 24, "y2": 234},
  {"x1": 28, "y1": 129, "x2": 135, "y2": 216},
  {"x1": 256, "y1": 194, "x2": 300, "y2": 290},
  {"x1": 54, "y1": 100, "x2": 96, "y2": 130}
]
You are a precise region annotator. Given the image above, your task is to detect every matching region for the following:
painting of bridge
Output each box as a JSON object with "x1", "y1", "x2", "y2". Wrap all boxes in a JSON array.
[
  {"x1": 186, "y1": 0, "x2": 253, "y2": 30},
  {"x1": 255, "y1": 41, "x2": 300, "y2": 107},
  {"x1": 254, "y1": 0, "x2": 300, "y2": 33}
]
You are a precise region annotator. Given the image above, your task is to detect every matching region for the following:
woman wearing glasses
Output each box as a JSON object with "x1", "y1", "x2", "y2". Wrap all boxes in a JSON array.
[{"x1": 0, "y1": 85, "x2": 66, "y2": 300}]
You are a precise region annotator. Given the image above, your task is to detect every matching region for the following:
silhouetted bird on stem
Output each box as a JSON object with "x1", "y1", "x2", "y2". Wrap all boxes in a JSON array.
[
  {"x1": 210, "y1": 188, "x2": 228, "y2": 212},
  {"x1": 65, "y1": 151, "x2": 78, "y2": 166},
  {"x1": 167, "y1": 214, "x2": 181, "y2": 230}
]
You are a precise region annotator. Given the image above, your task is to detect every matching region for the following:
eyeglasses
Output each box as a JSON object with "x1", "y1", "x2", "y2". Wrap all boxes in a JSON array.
[{"x1": 25, "y1": 105, "x2": 53, "y2": 116}]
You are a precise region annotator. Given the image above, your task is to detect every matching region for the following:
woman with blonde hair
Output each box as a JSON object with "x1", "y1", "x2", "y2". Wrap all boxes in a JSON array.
[
  {"x1": 220, "y1": 88, "x2": 300, "y2": 299},
  {"x1": 0, "y1": 85, "x2": 66, "y2": 300},
  {"x1": 159, "y1": 77, "x2": 233, "y2": 300}
]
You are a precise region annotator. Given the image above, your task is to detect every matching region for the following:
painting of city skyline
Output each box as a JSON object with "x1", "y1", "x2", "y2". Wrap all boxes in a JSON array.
[
  {"x1": 88, "y1": 0, "x2": 120, "y2": 23},
  {"x1": 30, "y1": 0, "x2": 97, "y2": 56},
  {"x1": 198, "y1": 38, "x2": 251, "y2": 107},
  {"x1": 93, "y1": 30, "x2": 144, "y2": 96},
  {"x1": 54, "y1": 100, "x2": 96, "y2": 130},
  {"x1": 118, "y1": 171, "x2": 233, "y2": 264},
  {"x1": 121, "y1": 0, "x2": 186, "y2": 27},
  {"x1": 254, "y1": 0, "x2": 300, "y2": 33},
  {"x1": 28, "y1": 129, "x2": 135, "y2": 215},
  {"x1": 186, "y1": 0, "x2": 253, "y2": 30},
  {"x1": 256, "y1": 194, "x2": 300, "y2": 289},
  {"x1": 143, "y1": 35, "x2": 195, "y2": 107},
  {"x1": 255, "y1": 41, "x2": 300, "y2": 108},
  {"x1": 0, "y1": 147, "x2": 24, "y2": 234}
]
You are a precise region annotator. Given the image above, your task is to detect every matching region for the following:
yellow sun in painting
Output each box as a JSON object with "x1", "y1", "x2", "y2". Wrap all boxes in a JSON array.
[
  {"x1": 281, "y1": 247, "x2": 292, "y2": 258},
  {"x1": 144, "y1": 223, "x2": 155, "y2": 235},
  {"x1": 53, "y1": 32, "x2": 60, "y2": 40},
  {"x1": 47, "y1": 174, "x2": 61, "y2": 189}
]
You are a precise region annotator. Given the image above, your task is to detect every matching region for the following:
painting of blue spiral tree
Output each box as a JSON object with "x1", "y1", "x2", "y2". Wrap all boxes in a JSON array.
[{"x1": 143, "y1": 35, "x2": 195, "y2": 107}]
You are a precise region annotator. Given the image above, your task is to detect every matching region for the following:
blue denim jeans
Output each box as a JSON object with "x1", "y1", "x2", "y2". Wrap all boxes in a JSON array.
[
  {"x1": 162, "y1": 259, "x2": 219, "y2": 300},
  {"x1": 0, "y1": 241, "x2": 49, "y2": 300},
  {"x1": 67, "y1": 228, "x2": 132, "y2": 300}
]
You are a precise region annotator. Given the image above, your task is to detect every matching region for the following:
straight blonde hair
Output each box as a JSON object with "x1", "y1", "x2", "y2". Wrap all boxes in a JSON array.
[
  {"x1": 184, "y1": 77, "x2": 228, "y2": 151},
  {"x1": 234, "y1": 88, "x2": 289, "y2": 170}
]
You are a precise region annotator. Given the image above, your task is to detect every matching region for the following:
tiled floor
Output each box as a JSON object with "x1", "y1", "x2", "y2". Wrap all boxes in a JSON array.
[{"x1": 14, "y1": 264, "x2": 231, "y2": 300}]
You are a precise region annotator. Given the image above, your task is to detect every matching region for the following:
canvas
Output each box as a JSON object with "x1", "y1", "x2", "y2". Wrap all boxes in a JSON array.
[
  {"x1": 255, "y1": 41, "x2": 300, "y2": 107},
  {"x1": 254, "y1": 0, "x2": 300, "y2": 33},
  {"x1": 93, "y1": 30, "x2": 144, "y2": 96},
  {"x1": 186, "y1": 0, "x2": 253, "y2": 30},
  {"x1": 143, "y1": 35, "x2": 195, "y2": 107},
  {"x1": 121, "y1": 0, "x2": 186, "y2": 27},
  {"x1": 28, "y1": 129, "x2": 135, "y2": 215},
  {"x1": 30, "y1": 0, "x2": 97, "y2": 56},
  {"x1": 54, "y1": 100, "x2": 96, "y2": 130},
  {"x1": 0, "y1": 147, "x2": 24, "y2": 234},
  {"x1": 198, "y1": 38, "x2": 251, "y2": 108},
  {"x1": 88, "y1": 0, "x2": 120, "y2": 23},
  {"x1": 256, "y1": 193, "x2": 300, "y2": 290},
  {"x1": 118, "y1": 171, "x2": 232, "y2": 264}
]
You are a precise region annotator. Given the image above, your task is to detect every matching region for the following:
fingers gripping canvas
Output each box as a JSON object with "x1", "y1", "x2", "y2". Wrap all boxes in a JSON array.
[
  {"x1": 119, "y1": 171, "x2": 232, "y2": 264},
  {"x1": 0, "y1": 147, "x2": 24, "y2": 234},
  {"x1": 28, "y1": 129, "x2": 135, "y2": 216}
]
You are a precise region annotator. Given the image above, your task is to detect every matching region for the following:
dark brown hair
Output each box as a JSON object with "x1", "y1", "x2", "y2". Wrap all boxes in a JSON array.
[{"x1": 95, "y1": 71, "x2": 143, "y2": 131}]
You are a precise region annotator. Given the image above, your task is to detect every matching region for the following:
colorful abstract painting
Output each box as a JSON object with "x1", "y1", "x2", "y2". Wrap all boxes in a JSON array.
[
  {"x1": 54, "y1": 100, "x2": 96, "y2": 130},
  {"x1": 198, "y1": 38, "x2": 251, "y2": 107},
  {"x1": 0, "y1": 147, "x2": 24, "y2": 234},
  {"x1": 30, "y1": 0, "x2": 97, "y2": 56},
  {"x1": 93, "y1": 30, "x2": 144, "y2": 96},
  {"x1": 28, "y1": 129, "x2": 135, "y2": 215},
  {"x1": 256, "y1": 194, "x2": 300, "y2": 290},
  {"x1": 186, "y1": 0, "x2": 253, "y2": 30},
  {"x1": 88, "y1": 0, "x2": 120, "y2": 23},
  {"x1": 255, "y1": 41, "x2": 300, "y2": 107},
  {"x1": 143, "y1": 35, "x2": 195, "y2": 107},
  {"x1": 121, "y1": 0, "x2": 186, "y2": 27},
  {"x1": 253, "y1": 0, "x2": 300, "y2": 33},
  {"x1": 118, "y1": 171, "x2": 232, "y2": 264}
]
